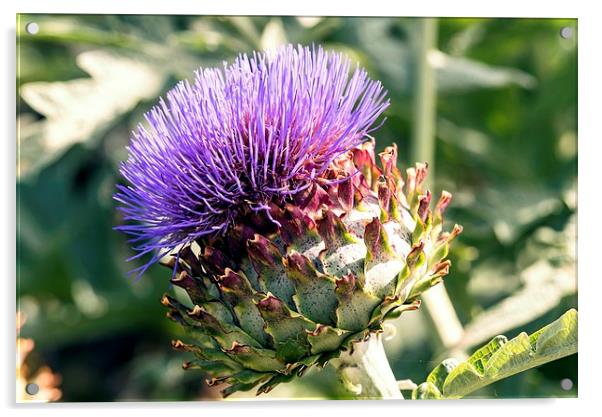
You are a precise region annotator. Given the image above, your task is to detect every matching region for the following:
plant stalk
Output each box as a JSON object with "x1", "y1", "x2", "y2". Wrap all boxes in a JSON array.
[
  {"x1": 410, "y1": 17, "x2": 438, "y2": 187},
  {"x1": 332, "y1": 333, "x2": 403, "y2": 399},
  {"x1": 409, "y1": 18, "x2": 464, "y2": 350}
]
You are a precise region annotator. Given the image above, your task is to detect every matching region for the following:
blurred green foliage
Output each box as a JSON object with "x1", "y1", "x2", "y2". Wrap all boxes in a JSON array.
[{"x1": 16, "y1": 15, "x2": 577, "y2": 401}]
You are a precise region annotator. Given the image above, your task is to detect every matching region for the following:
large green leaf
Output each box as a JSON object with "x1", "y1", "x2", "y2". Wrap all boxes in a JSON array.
[
  {"x1": 18, "y1": 49, "x2": 165, "y2": 178},
  {"x1": 412, "y1": 309, "x2": 577, "y2": 399},
  {"x1": 453, "y1": 216, "x2": 576, "y2": 351},
  {"x1": 354, "y1": 18, "x2": 536, "y2": 96}
]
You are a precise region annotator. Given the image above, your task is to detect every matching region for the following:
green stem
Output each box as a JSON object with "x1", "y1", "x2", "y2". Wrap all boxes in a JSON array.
[
  {"x1": 409, "y1": 18, "x2": 464, "y2": 350},
  {"x1": 410, "y1": 17, "x2": 438, "y2": 182},
  {"x1": 332, "y1": 333, "x2": 403, "y2": 399}
]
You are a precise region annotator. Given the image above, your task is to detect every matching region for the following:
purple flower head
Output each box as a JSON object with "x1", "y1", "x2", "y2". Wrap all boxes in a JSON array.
[{"x1": 115, "y1": 44, "x2": 389, "y2": 276}]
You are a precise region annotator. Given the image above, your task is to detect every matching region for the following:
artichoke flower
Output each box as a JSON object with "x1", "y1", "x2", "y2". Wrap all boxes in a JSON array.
[{"x1": 115, "y1": 45, "x2": 461, "y2": 398}]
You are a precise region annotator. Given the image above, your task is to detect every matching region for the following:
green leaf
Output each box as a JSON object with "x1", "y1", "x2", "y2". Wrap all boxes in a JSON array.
[
  {"x1": 18, "y1": 49, "x2": 165, "y2": 178},
  {"x1": 426, "y1": 358, "x2": 460, "y2": 389},
  {"x1": 354, "y1": 18, "x2": 537, "y2": 96},
  {"x1": 412, "y1": 309, "x2": 578, "y2": 399},
  {"x1": 455, "y1": 260, "x2": 576, "y2": 352},
  {"x1": 412, "y1": 381, "x2": 442, "y2": 399},
  {"x1": 454, "y1": 216, "x2": 576, "y2": 351}
]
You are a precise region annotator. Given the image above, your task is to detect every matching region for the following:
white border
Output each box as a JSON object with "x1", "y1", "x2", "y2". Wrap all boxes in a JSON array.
[
  {"x1": 3, "y1": 1, "x2": 600, "y2": 416},
  {"x1": 5, "y1": 0, "x2": 584, "y2": 17}
]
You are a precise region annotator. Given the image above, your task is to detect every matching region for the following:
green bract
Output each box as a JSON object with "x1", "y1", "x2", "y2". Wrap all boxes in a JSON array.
[{"x1": 161, "y1": 141, "x2": 462, "y2": 396}]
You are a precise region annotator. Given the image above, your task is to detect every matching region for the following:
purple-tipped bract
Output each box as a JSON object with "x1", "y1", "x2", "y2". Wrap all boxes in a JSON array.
[{"x1": 115, "y1": 44, "x2": 389, "y2": 275}]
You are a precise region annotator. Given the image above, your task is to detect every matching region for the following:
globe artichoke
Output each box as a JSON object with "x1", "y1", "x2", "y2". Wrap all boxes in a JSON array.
[{"x1": 115, "y1": 44, "x2": 461, "y2": 398}]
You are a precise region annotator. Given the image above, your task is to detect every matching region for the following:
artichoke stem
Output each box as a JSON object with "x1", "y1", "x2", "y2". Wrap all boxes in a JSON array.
[{"x1": 332, "y1": 333, "x2": 403, "y2": 399}]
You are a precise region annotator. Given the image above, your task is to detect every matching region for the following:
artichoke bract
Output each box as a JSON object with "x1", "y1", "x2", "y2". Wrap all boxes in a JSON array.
[{"x1": 115, "y1": 44, "x2": 461, "y2": 397}]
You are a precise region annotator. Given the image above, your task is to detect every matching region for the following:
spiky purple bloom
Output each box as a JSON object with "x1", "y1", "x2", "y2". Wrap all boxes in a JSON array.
[{"x1": 115, "y1": 44, "x2": 389, "y2": 275}]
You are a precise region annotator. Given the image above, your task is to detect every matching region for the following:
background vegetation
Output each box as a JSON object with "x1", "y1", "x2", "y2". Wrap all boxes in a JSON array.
[{"x1": 16, "y1": 15, "x2": 577, "y2": 401}]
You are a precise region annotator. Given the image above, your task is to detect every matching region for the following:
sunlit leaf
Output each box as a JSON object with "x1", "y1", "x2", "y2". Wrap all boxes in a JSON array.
[
  {"x1": 430, "y1": 50, "x2": 536, "y2": 92},
  {"x1": 456, "y1": 216, "x2": 576, "y2": 350},
  {"x1": 412, "y1": 309, "x2": 577, "y2": 399},
  {"x1": 18, "y1": 50, "x2": 165, "y2": 178},
  {"x1": 260, "y1": 18, "x2": 288, "y2": 50},
  {"x1": 355, "y1": 18, "x2": 536, "y2": 95}
]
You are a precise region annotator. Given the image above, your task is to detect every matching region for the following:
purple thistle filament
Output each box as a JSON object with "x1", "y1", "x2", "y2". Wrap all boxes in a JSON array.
[{"x1": 114, "y1": 44, "x2": 389, "y2": 275}]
